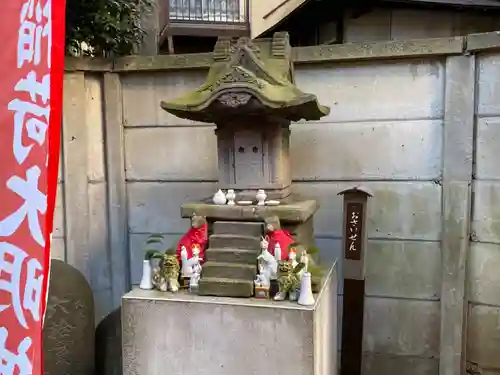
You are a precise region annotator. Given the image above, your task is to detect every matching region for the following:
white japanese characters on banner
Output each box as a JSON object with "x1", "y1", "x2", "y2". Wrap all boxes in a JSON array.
[{"x1": 0, "y1": 0, "x2": 65, "y2": 373}]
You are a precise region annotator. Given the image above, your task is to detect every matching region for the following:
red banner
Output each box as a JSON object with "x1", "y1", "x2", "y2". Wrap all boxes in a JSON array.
[{"x1": 0, "y1": 0, "x2": 65, "y2": 374}]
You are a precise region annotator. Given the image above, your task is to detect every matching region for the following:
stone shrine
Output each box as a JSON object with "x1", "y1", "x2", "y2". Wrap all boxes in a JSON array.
[
  {"x1": 123, "y1": 33, "x2": 337, "y2": 375},
  {"x1": 161, "y1": 32, "x2": 330, "y2": 298}
]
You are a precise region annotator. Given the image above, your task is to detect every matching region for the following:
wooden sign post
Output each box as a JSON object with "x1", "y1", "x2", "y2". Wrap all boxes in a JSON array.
[{"x1": 338, "y1": 187, "x2": 373, "y2": 375}]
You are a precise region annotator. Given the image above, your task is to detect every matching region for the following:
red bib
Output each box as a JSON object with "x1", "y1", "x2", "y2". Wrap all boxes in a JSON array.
[
  {"x1": 176, "y1": 223, "x2": 208, "y2": 264},
  {"x1": 267, "y1": 229, "x2": 295, "y2": 260}
]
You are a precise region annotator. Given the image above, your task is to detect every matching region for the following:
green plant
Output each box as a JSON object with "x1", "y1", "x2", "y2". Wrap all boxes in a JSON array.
[
  {"x1": 307, "y1": 246, "x2": 320, "y2": 256},
  {"x1": 287, "y1": 243, "x2": 319, "y2": 256},
  {"x1": 308, "y1": 264, "x2": 324, "y2": 278},
  {"x1": 65, "y1": 0, "x2": 154, "y2": 57},
  {"x1": 143, "y1": 234, "x2": 166, "y2": 261},
  {"x1": 143, "y1": 233, "x2": 178, "y2": 260},
  {"x1": 293, "y1": 262, "x2": 305, "y2": 274},
  {"x1": 286, "y1": 242, "x2": 324, "y2": 277}
]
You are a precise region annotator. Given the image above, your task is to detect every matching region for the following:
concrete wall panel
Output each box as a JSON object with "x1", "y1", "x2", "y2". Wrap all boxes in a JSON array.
[
  {"x1": 294, "y1": 59, "x2": 444, "y2": 123},
  {"x1": 468, "y1": 242, "x2": 500, "y2": 306},
  {"x1": 124, "y1": 127, "x2": 218, "y2": 181},
  {"x1": 50, "y1": 237, "x2": 66, "y2": 262},
  {"x1": 315, "y1": 238, "x2": 440, "y2": 299},
  {"x1": 53, "y1": 183, "x2": 65, "y2": 239},
  {"x1": 364, "y1": 298, "x2": 440, "y2": 358},
  {"x1": 292, "y1": 181, "x2": 442, "y2": 240},
  {"x1": 390, "y1": 9, "x2": 454, "y2": 40},
  {"x1": 121, "y1": 71, "x2": 207, "y2": 127},
  {"x1": 476, "y1": 117, "x2": 500, "y2": 180},
  {"x1": 88, "y1": 183, "x2": 111, "y2": 292},
  {"x1": 477, "y1": 53, "x2": 500, "y2": 116},
  {"x1": 85, "y1": 74, "x2": 106, "y2": 182},
  {"x1": 363, "y1": 354, "x2": 438, "y2": 375},
  {"x1": 472, "y1": 181, "x2": 500, "y2": 244},
  {"x1": 366, "y1": 240, "x2": 441, "y2": 300},
  {"x1": 342, "y1": 7, "x2": 497, "y2": 46},
  {"x1": 291, "y1": 120, "x2": 442, "y2": 180},
  {"x1": 468, "y1": 305, "x2": 500, "y2": 370},
  {"x1": 127, "y1": 181, "x2": 217, "y2": 234},
  {"x1": 343, "y1": 9, "x2": 391, "y2": 43}
]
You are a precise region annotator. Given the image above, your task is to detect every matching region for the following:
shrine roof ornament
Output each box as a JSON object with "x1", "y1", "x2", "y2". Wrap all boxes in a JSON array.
[{"x1": 160, "y1": 32, "x2": 330, "y2": 123}]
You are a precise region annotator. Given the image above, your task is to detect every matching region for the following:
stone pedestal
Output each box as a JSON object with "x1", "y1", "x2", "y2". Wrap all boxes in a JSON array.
[{"x1": 122, "y1": 263, "x2": 338, "y2": 375}]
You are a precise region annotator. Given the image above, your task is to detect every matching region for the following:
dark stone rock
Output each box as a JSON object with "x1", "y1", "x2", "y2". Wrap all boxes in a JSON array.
[
  {"x1": 95, "y1": 308, "x2": 122, "y2": 375},
  {"x1": 43, "y1": 259, "x2": 95, "y2": 375}
]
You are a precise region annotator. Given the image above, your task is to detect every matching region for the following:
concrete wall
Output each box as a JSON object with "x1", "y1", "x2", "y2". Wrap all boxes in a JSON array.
[
  {"x1": 55, "y1": 72, "x2": 115, "y2": 324},
  {"x1": 343, "y1": 7, "x2": 500, "y2": 43},
  {"x1": 467, "y1": 51, "x2": 500, "y2": 375},
  {"x1": 58, "y1": 33, "x2": 500, "y2": 374},
  {"x1": 250, "y1": 0, "x2": 308, "y2": 38}
]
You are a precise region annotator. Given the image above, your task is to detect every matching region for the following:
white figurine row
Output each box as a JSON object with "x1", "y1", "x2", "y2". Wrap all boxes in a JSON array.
[
  {"x1": 180, "y1": 245, "x2": 203, "y2": 291},
  {"x1": 139, "y1": 246, "x2": 203, "y2": 293},
  {"x1": 255, "y1": 237, "x2": 276, "y2": 288},
  {"x1": 212, "y1": 189, "x2": 272, "y2": 206},
  {"x1": 254, "y1": 237, "x2": 315, "y2": 306}
]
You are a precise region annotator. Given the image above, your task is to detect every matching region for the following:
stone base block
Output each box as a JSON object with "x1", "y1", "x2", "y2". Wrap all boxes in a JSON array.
[
  {"x1": 181, "y1": 199, "x2": 318, "y2": 224},
  {"x1": 206, "y1": 247, "x2": 258, "y2": 264},
  {"x1": 122, "y1": 263, "x2": 338, "y2": 375},
  {"x1": 209, "y1": 234, "x2": 260, "y2": 250},
  {"x1": 213, "y1": 221, "x2": 264, "y2": 236},
  {"x1": 202, "y1": 261, "x2": 257, "y2": 279},
  {"x1": 198, "y1": 276, "x2": 254, "y2": 297}
]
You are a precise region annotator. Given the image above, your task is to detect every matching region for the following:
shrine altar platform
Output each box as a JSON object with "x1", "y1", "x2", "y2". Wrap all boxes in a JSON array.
[{"x1": 122, "y1": 262, "x2": 338, "y2": 375}]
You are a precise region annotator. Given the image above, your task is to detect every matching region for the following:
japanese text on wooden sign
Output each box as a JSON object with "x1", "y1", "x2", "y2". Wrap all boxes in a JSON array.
[
  {"x1": 344, "y1": 202, "x2": 364, "y2": 261},
  {"x1": 0, "y1": 0, "x2": 65, "y2": 374}
]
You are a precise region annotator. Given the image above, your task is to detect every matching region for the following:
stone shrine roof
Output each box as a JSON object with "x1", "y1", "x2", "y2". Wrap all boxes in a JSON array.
[{"x1": 160, "y1": 32, "x2": 330, "y2": 123}]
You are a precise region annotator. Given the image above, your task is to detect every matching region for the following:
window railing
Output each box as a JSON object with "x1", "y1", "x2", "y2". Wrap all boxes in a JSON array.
[{"x1": 168, "y1": 0, "x2": 248, "y2": 23}]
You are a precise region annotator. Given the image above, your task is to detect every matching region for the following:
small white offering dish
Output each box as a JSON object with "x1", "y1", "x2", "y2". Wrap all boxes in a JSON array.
[
  {"x1": 237, "y1": 200, "x2": 253, "y2": 206},
  {"x1": 265, "y1": 200, "x2": 280, "y2": 206}
]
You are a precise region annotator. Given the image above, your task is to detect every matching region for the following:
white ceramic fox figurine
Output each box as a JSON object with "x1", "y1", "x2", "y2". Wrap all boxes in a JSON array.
[{"x1": 180, "y1": 246, "x2": 193, "y2": 278}]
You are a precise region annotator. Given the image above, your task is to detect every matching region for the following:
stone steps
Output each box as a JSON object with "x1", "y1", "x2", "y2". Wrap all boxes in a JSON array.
[
  {"x1": 202, "y1": 261, "x2": 257, "y2": 280},
  {"x1": 198, "y1": 277, "x2": 254, "y2": 297},
  {"x1": 209, "y1": 234, "x2": 260, "y2": 250},
  {"x1": 213, "y1": 221, "x2": 263, "y2": 237},
  {"x1": 205, "y1": 248, "x2": 258, "y2": 265},
  {"x1": 198, "y1": 221, "x2": 263, "y2": 298}
]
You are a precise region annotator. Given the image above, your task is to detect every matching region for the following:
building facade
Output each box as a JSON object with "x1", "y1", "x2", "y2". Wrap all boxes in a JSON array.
[{"x1": 142, "y1": 0, "x2": 500, "y2": 54}]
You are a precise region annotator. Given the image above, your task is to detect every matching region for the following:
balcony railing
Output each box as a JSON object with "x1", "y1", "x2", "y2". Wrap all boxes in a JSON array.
[
  {"x1": 169, "y1": 0, "x2": 247, "y2": 22},
  {"x1": 160, "y1": 0, "x2": 249, "y2": 40}
]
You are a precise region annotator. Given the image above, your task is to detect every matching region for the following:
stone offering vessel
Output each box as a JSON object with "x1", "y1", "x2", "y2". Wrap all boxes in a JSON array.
[
  {"x1": 256, "y1": 189, "x2": 267, "y2": 206},
  {"x1": 226, "y1": 189, "x2": 236, "y2": 205},
  {"x1": 213, "y1": 189, "x2": 227, "y2": 205},
  {"x1": 160, "y1": 32, "x2": 330, "y2": 298}
]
